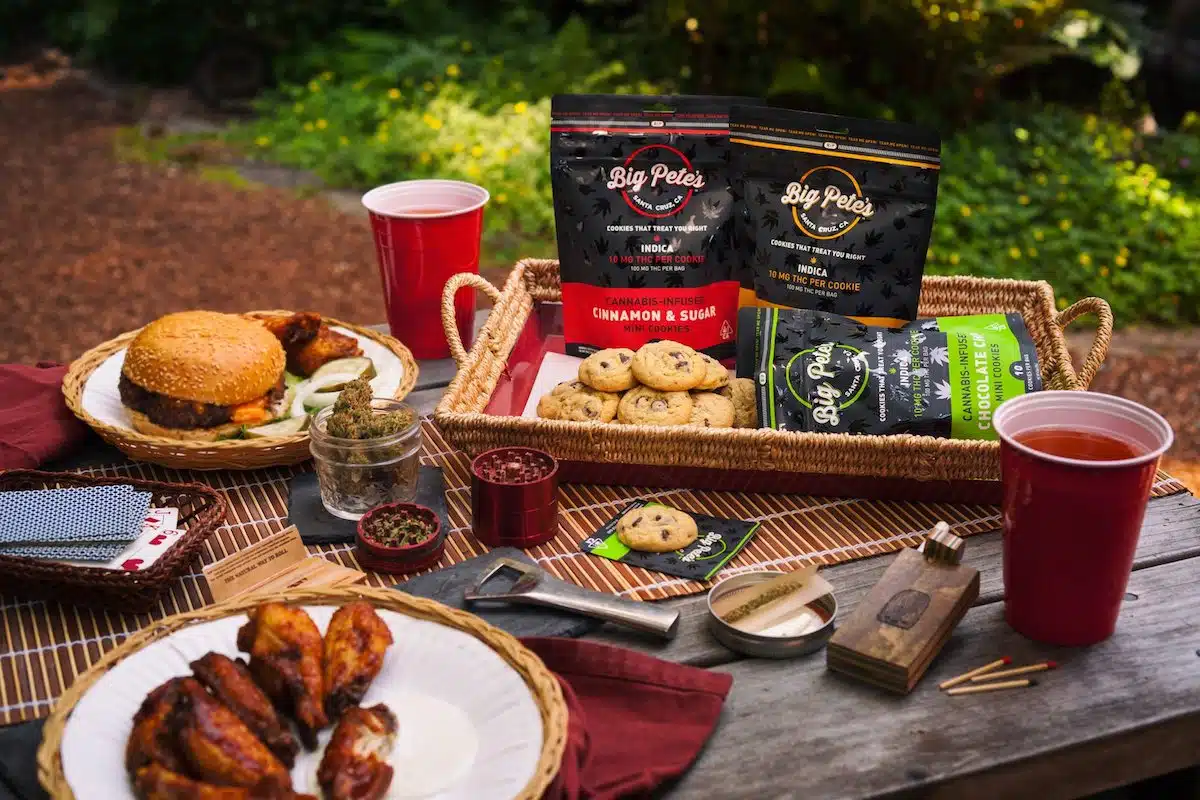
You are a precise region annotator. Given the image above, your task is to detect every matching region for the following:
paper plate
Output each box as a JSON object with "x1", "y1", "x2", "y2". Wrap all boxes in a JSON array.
[
  {"x1": 61, "y1": 312, "x2": 419, "y2": 470},
  {"x1": 57, "y1": 603, "x2": 548, "y2": 800}
]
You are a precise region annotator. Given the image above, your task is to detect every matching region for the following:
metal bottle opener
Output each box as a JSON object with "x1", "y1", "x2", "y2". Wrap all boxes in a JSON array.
[{"x1": 464, "y1": 558, "x2": 680, "y2": 639}]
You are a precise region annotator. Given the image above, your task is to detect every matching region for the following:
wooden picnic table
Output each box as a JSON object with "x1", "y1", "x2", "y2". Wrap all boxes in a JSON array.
[{"x1": 1, "y1": 314, "x2": 1197, "y2": 800}]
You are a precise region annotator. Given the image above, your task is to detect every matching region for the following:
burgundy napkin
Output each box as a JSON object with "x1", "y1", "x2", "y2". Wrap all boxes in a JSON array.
[
  {"x1": 0, "y1": 363, "x2": 88, "y2": 470},
  {"x1": 522, "y1": 637, "x2": 732, "y2": 800}
]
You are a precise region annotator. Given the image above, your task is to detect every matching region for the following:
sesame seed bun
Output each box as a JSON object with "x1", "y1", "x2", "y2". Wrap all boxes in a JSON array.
[
  {"x1": 122, "y1": 311, "x2": 286, "y2": 405},
  {"x1": 127, "y1": 411, "x2": 247, "y2": 442}
]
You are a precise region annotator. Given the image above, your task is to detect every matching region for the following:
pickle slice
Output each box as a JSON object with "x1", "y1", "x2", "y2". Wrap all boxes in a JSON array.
[{"x1": 309, "y1": 357, "x2": 375, "y2": 392}]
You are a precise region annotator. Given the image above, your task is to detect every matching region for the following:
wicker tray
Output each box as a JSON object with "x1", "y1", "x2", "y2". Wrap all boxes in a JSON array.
[
  {"x1": 434, "y1": 259, "x2": 1114, "y2": 503},
  {"x1": 62, "y1": 311, "x2": 419, "y2": 470},
  {"x1": 36, "y1": 585, "x2": 567, "y2": 800},
  {"x1": 0, "y1": 470, "x2": 226, "y2": 612}
]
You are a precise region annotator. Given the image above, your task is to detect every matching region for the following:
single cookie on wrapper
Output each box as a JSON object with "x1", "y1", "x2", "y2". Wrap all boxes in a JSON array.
[
  {"x1": 617, "y1": 505, "x2": 699, "y2": 552},
  {"x1": 471, "y1": 447, "x2": 559, "y2": 548}
]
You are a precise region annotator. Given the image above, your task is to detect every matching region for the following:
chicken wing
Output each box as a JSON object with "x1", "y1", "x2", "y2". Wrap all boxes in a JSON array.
[
  {"x1": 173, "y1": 677, "x2": 291, "y2": 792},
  {"x1": 316, "y1": 704, "x2": 397, "y2": 800},
  {"x1": 259, "y1": 313, "x2": 321, "y2": 354},
  {"x1": 323, "y1": 602, "x2": 394, "y2": 720},
  {"x1": 236, "y1": 603, "x2": 328, "y2": 749},
  {"x1": 126, "y1": 677, "x2": 189, "y2": 776},
  {"x1": 134, "y1": 764, "x2": 316, "y2": 800},
  {"x1": 289, "y1": 326, "x2": 362, "y2": 377},
  {"x1": 191, "y1": 653, "x2": 300, "y2": 768}
]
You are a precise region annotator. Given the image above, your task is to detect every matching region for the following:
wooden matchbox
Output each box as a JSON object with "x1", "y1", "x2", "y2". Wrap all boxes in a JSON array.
[{"x1": 826, "y1": 525, "x2": 979, "y2": 694}]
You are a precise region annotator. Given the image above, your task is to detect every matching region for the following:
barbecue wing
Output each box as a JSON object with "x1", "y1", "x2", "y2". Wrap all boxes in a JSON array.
[
  {"x1": 259, "y1": 313, "x2": 321, "y2": 354},
  {"x1": 173, "y1": 678, "x2": 291, "y2": 791},
  {"x1": 316, "y1": 704, "x2": 397, "y2": 800},
  {"x1": 133, "y1": 763, "x2": 315, "y2": 800},
  {"x1": 126, "y1": 677, "x2": 189, "y2": 775},
  {"x1": 236, "y1": 603, "x2": 328, "y2": 749},
  {"x1": 323, "y1": 602, "x2": 393, "y2": 720},
  {"x1": 290, "y1": 326, "x2": 363, "y2": 376},
  {"x1": 191, "y1": 652, "x2": 300, "y2": 767}
]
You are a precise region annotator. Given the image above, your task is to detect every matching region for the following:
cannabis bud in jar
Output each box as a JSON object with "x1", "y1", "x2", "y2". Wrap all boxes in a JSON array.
[{"x1": 309, "y1": 378, "x2": 421, "y2": 520}]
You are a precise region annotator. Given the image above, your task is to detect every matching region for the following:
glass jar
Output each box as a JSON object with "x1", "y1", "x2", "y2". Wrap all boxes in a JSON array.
[{"x1": 309, "y1": 399, "x2": 422, "y2": 520}]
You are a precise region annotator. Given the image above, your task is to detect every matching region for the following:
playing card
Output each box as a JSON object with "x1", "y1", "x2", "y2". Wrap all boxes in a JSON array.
[
  {"x1": 118, "y1": 528, "x2": 184, "y2": 571},
  {"x1": 0, "y1": 485, "x2": 152, "y2": 544}
]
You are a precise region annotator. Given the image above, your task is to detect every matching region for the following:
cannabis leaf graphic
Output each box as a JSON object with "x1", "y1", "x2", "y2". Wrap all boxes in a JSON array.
[
  {"x1": 855, "y1": 302, "x2": 875, "y2": 316},
  {"x1": 763, "y1": 209, "x2": 780, "y2": 230},
  {"x1": 856, "y1": 263, "x2": 876, "y2": 282},
  {"x1": 592, "y1": 197, "x2": 612, "y2": 217},
  {"x1": 935, "y1": 381, "x2": 952, "y2": 401},
  {"x1": 930, "y1": 346, "x2": 949, "y2": 366},
  {"x1": 627, "y1": 274, "x2": 647, "y2": 288},
  {"x1": 892, "y1": 350, "x2": 912, "y2": 366},
  {"x1": 911, "y1": 367, "x2": 928, "y2": 379},
  {"x1": 894, "y1": 268, "x2": 913, "y2": 287},
  {"x1": 880, "y1": 251, "x2": 895, "y2": 265},
  {"x1": 921, "y1": 320, "x2": 939, "y2": 330},
  {"x1": 665, "y1": 273, "x2": 685, "y2": 288},
  {"x1": 908, "y1": 206, "x2": 928, "y2": 219},
  {"x1": 594, "y1": 238, "x2": 610, "y2": 255},
  {"x1": 755, "y1": 189, "x2": 768, "y2": 206},
  {"x1": 577, "y1": 183, "x2": 594, "y2": 196},
  {"x1": 701, "y1": 198, "x2": 723, "y2": 220},
  {"x1": 893, "y1": 217, "x2": 907, "y2": 231},
  {"x1": 864, "y1": 231, "x2": 885, "y2": 248},
  {"x1": 816, "y1": 298, "x2": 836, "y2": 313},
  {"x1": 880, "y1": 283, "x2": 895, "y2": 299},
  {"x1": 598, "y1": 273, "x2": 613, "y2": 287},
  {"x1": 625, "y1": 236, "x2": 640, "y2": 255}
]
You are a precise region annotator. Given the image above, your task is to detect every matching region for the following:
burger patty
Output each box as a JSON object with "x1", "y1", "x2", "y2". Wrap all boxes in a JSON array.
[{"x1": 119, "y1": 373, "x2": 286, "y2": 430}]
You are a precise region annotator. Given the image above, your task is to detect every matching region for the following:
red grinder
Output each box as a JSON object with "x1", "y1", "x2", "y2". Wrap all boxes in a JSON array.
[{"x1": 470, "y1": 447, "x2": 559, "y2": 548}]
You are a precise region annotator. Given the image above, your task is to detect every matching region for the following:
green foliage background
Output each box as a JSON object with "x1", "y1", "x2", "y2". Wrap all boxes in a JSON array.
[{"x1": 16, "y1": 0, "x2": 1200, "y2": 323}]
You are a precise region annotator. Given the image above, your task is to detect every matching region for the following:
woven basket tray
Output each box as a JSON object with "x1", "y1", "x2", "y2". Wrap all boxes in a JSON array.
[
  {"x1": 36, "y1": 586, "x2": 568, "y2": 800},
  {"x1": 434, "y1": 259, "x2": 1114, "y2": 503},
  {"x1": 0, "y1": 470, "x2": 226, "y2": 612},
  {"x1": 62, "y1": 311, "x2": 419, "y2": 470}
]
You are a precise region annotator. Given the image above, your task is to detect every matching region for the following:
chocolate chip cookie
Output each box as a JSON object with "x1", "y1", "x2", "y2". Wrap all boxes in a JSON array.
[
  {"x1": 617, "y1": 386, "x2": 693, "y2": 426},
  {"x1": 727, "y1": 378, "x2": 758, "y2": 428},
  {"x1": 578, "y1": 348, "x2": 637, "y2": 392},
  {"x1": 688, "y1": 392, "x2": 735, "y2": 428},
  {"x1": 631, "y1": 340, "x2": 706, "y2": 391},
  {"x1": 537, "y1": 380, "x2": 619, "y2": 422},
  {"x1": 694, "y1": 353, "x2": 731, "y2": 391},
  {"x1": 616, "y1": 505, "x2": 699, "y2": 552}
]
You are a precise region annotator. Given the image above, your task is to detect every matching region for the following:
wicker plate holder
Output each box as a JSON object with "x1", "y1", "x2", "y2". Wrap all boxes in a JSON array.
[
  {"x1": 62, "y1": 311, "x2": 420, "y2": 470},
  {"x1": 434, "y1": 259, "x2": 1114, "y2": 503},
  {"x1": 36, "y1": 586, "x2": 568, "y2": 800},
  {"x1": 0, "y1": 470, "x2": 226, "y2": 612}
]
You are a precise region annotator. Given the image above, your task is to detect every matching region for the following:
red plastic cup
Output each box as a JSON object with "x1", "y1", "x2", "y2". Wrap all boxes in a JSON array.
[
  {"x1": 362, "y1": 180, "x2": 489, "y2": 360},
  {"x1": 993, "y1": 391, "x2": 1173, "y2": 646}
]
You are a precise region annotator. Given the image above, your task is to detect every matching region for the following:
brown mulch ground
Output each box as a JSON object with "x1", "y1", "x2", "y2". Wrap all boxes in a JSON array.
[{"x1": 1, "y1": 74, "x2": 1196, "y2": 490}]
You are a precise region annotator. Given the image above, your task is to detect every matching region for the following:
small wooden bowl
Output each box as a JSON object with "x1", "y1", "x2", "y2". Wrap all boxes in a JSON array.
[{"x1": 356, "y1": 502, "x2": 444, "y2": 575}]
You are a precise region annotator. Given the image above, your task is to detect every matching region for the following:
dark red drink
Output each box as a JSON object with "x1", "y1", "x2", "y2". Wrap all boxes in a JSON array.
[
  {"x1": 993, "y1": 391, "x2": 1173, "y2": 646},
  {"x1": 362, "y1": 180, "x2": 489, "y2": 360}
]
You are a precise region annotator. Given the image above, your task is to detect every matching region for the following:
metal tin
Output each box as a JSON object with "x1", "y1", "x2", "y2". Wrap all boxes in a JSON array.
[{"x1": 706, "y1": 571, "x2": 838, "y2": 659}]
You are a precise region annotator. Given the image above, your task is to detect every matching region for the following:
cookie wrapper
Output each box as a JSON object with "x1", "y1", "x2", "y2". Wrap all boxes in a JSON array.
[{"x1": 580, "y1": 500, "x2": 761, "y2": 581}]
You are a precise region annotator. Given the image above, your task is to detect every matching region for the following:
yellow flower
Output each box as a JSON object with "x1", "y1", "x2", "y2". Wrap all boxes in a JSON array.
[
  {"x1": 320, "y1": 71, "x2": 333, "y2": 82},
  {"x1": 1099, "y1": 266, "x2": 1110, "y2": 277},
  {"x1": 959, "y1": 205, "x2": 972, "y2": 217},
  {"x1": 1034, "y1": 229, "x2": 1045, "y2": 241},
  {"x1": 470, "y1": 145, "x2": 484, "y2": 157},
  {"x1": 513, "y1": 101, "x2": 529, "y2": 115},
  {"x1": 423, "y1": 114, "x2": 443, "y2": 130},
  {"x1": 388, "y1": 88, "x2": 401, "y2": 100},
  {"x1": 1059, "y1": 219, "x2": 1072, "y2": 231},
  {"x1": 1035, "y1": 173, "x2": 1048, "y2": 185},
  {"x1": 293, "y1": 102, "x2": 304, "y2": 113},
  {"x1": 1014, "y1": 127, "x2": 1030, "y2": 142},
  {"x1": 419, "y1": 152, "x2": 431, "y2": 165},
  {"x1": 947, "y1": 10, "x2": 960, "y2": 21},
  {"x1": 303, "y1": 122, "x2": 314, "y2": 132},
  {"x1": 466, "y1": 163, "x2": 481, "y2": 178},
  {"x1": 338, "y1": 136, "x2": 349, "y2": 146},
  {"x1": 422, "y1": 81, "x2": 435, "y2": 92},
  {"x1": 1009, "y1": 246, "x2": 1022, "y2": 259},
  {"x1": 376, "y1": 131, "x2": 389, "y2": 143},
  {"x1": 685, "y1": 17, "x2": 700, "y2": 31},
  {"x1": 1079, "y1": 253, "x2": 1092, "y2": 266},
  {"x1": 1115, "y1": 254, "x2": 1127, "y2": 267},
  {"x1": 446, "y1": 64, "x2": 460, "y2": 78},
  {"x1": 1057, "y1": 297, "x2": 1068, "y2": 310},
  {"x1": 497, "y1": 192, "x2": 508, "y2": 204},
  {"x1": 511, "y1": 145, "x2": 521, "y2": 156},
  {"x1": 949, "y1": 253, "x2": 960, "y2": 265},
  {"x1": 1018, "y1": 195, "x2": 1030, "y2": 205},
  {"x1": 254, "y1": 135, "x2": 270, "y2": 147},
  {"x1": 929, "y1": 4, "x2": 941, "y2": 16},
  {"x1": 307, "y1": 80, "x2": 320, "y2": 93},
  {"x1": 315, "y1": 119, "x2": 327, "y2": 130},
  {"x1": 461, "y1": 40, "x2": 473, "y2": 52},
  {"x1": 1027, "y1": 246, "x2": 1038, "y2": 257},
  {"x1": 453, "y1": 142, "x2": 465, "y2": 153}
]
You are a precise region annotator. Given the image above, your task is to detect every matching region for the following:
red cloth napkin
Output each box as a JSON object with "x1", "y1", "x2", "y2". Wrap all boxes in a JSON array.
[
  {"x1": 0, "y1": 363, "x2": 88, "y2": 469},
  {"x1": 522, "y1": 637, "x2": 732, "y2": 800}
]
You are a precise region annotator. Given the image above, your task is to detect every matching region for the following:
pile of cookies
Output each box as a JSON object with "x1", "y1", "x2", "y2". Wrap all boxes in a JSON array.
[{"x1": 536, "y1": 340, "x2": 757, "y2": 428}]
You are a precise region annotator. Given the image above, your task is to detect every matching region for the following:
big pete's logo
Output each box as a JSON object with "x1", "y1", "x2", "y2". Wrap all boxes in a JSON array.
[
  {"x1": 780, "y1": 165, "x2": 875, "y2": 240},
  {"x1": 606, "y1": 144, "x2": 705, "y2": 218},
  {"x1": 785, "y1": 340, "x2": 870, "y2": 427}
]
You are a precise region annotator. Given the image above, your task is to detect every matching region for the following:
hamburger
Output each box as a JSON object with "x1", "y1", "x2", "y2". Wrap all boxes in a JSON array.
[{"x1": 119, "y1": 311, "x2": 289, "y2": 441}]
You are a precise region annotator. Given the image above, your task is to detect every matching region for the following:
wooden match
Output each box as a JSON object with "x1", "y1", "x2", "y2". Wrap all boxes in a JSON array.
[
  {"x1": 939, "y1": 657, "x2": 1012, "y2": 690},
  {"x1": 970, "y1": 661, "x2": 1058, "y2": 683},
  {"x1": 946, "y1": 678, "x2": 1037, "y2": 696}
]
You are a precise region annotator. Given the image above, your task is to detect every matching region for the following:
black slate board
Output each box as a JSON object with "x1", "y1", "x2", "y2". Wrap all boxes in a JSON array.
[
  {"x1": 289, "y1": 467, "x2": 449, "y2": 545},
  {"x1": 394, "y1": 548, "x2": 603, "y2": 640}
]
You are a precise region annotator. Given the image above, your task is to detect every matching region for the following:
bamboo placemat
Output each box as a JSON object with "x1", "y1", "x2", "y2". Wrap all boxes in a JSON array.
[{"x1": 0, "y1": 420, "x2": 1189, "y2": 725}]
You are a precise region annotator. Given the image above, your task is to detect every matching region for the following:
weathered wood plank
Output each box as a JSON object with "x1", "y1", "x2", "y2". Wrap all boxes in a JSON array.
[
  {"x1": 586, "y1": 493, "x2": 1200, "y2": 666},
  {"x1": 667, "y1": 555, "x2": 1200, "y2": 799}
]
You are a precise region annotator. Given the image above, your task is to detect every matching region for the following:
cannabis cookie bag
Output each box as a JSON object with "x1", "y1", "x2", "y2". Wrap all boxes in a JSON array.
[
  {"x1": 551, "y1": 94, "x2": 761, "y2": 359},
  {"x1": 736, "y1": 307, "x2": 1041, "y2": 440},
  {"x1": 730, "y1": 105, "x2": 941, "y2": 325}
]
